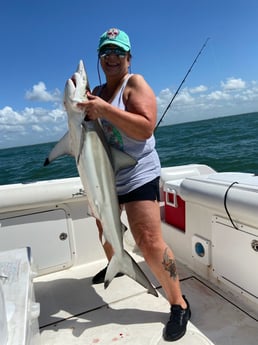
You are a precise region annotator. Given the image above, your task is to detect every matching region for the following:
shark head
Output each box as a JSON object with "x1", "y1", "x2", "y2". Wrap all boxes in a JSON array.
[
  {"x1": 61, "y1": 60, "x2": 91, "y2": 158},
  {"x1": 63, "y1": 60, "x2": 89, "y2": 114}
]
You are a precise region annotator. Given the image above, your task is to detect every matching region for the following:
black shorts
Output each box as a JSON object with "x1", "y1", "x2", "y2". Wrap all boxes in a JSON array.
[{"x1": 118, "y1": 177, "x2": 160, "y2": 204}]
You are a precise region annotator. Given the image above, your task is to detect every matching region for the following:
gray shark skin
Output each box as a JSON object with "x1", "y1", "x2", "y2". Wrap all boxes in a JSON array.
[{"x1": 44, "y1": 60, "x2": 158, "y2": 297}]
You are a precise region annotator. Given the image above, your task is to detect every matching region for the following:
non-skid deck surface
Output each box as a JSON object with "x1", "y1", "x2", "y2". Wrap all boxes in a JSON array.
[{"x1": 35, "y1": 259, "x2": 258, "y2": 345}]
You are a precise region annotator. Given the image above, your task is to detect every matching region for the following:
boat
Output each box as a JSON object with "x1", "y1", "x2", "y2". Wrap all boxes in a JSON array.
[{"x1": 0, "y1": 163, "x2": 257, "y2": 344}]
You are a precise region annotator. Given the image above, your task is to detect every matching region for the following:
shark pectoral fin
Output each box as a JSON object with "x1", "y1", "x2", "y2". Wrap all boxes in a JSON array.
[
  {"x1": 44, "y1": 132, "x2": 73, "y2": 166},
  {"x1": 104, "y1": 250, "x2": 158, "y2": 297},
  {"x1": 110, "y1": 147, "x2": 137, "y2": 174}
]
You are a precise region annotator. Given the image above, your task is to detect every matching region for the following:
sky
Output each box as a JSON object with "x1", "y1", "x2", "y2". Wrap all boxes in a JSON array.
[{"x1": 1, "y1": 0, "x2": 258, "y2": 149}]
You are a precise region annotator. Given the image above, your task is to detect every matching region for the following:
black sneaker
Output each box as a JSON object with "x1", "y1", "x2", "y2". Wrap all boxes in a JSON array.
[
  {"x1": 163, "y1": 295, "x2": 191, "y2": 341},
  {"x1": 92, "y1": 265, "x2": 124, "y2": 284}
]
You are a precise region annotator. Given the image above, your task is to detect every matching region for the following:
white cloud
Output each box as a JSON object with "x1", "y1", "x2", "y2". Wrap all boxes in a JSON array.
[
  {"x1": 0, "y1": 106, "x2": 26, "y2": 124},
  {"x1": 189, "y1": 85, "x2": 208, "y2": 93},
  {"x1": 156, "y1": 77, "x2": 258, "y2": 126},
  {"x1": 32, "y1": 124, "x2": 44, "y2": 132},
  {"x1": 221, "y1": 77, "x2": 246, "y2": 90},
  {"x1": 207, "y1": 90, "x2": 231, "y2": 101},
  {"x1": 0, "y1": 104, "x2": 67, "y2": 148},
  {"x1": 0, "y1": 81, "x2": 69, "y2": 148},
  {"x1": 175, "y1": 89, "x2": 195, "y2": 104},
  {"x1": 25, "y1": 82, "x2": 61, "y2": 102},
  {"x1": 1, "y1": 76, "x2": 258, "y2": 148}
]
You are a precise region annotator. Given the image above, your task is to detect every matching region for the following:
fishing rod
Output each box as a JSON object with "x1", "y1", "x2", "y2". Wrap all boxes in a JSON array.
[{"x1": 155, "y1": 37, "x2": 210, "y2": 131}]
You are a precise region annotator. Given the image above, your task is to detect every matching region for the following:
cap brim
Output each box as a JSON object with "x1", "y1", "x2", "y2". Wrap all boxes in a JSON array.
[{"x1": 98, "y1": 40, "x2": 130, "y2": 51}]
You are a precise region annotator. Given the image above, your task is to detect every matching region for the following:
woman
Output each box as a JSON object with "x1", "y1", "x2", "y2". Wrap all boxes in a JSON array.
[{"x1": 78, "y1": 27, "x2": 191, "y2": 342}]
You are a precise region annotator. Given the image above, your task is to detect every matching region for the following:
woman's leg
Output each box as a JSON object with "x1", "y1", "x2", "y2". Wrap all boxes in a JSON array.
[{"x1": 124, "y1": 199, "x2": 186, "y2": 308}]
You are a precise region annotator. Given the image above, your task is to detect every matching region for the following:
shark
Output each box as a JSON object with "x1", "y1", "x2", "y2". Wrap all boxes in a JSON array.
[{"x1": 44, "y1": 60, "x2": 158, "y2": 297}]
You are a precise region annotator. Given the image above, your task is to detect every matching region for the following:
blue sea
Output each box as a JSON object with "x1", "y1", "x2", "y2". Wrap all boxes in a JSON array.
[{"x1": 1, "y1": 112, "x2": 258, "y2": 186}]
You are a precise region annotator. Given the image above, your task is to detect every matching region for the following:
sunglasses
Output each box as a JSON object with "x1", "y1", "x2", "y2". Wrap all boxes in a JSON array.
[{"x1": 99, "y1": 48, "x2": 127, "y2": 59}]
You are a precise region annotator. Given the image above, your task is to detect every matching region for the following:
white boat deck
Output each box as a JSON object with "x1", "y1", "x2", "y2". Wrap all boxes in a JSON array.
[
  {"x1": 36, "y1": 254, "x2": 258, "y2": 345},
  {"x1": 1, "y1": 167, "x2": 258, "y2": 344}
]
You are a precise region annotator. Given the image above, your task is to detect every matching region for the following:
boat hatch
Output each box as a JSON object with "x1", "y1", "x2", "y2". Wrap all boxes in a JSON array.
[
  {"x1": 0, "y1": 208, "x2": 73, "y2": 276},
  {"x1": 212, "y1": 215, "x2": 258, "y2": 298}
]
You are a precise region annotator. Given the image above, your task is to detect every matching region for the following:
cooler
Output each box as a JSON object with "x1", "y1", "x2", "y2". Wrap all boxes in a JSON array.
[{"x1": 164, "y1": 179, "x2": 185, "y2": 231}]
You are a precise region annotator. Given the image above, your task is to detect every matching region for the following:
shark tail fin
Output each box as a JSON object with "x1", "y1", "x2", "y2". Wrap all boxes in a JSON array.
[{"x1": 104, "y1": 250, "x2": 158, "y2": 297}]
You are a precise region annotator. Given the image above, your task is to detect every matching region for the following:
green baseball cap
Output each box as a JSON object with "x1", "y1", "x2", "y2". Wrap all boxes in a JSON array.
[{"x1": 98, "y1": 28, "x2": 131, "y2": 52}]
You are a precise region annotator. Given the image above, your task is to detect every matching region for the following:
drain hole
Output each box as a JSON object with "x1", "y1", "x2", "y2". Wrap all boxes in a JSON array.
[{"x1": 195, "y1": 242, "x2": 205, "y2": 257}]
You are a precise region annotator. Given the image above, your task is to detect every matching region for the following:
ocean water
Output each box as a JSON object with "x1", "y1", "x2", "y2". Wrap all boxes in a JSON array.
[{"x1": 1, "y1": 112, "x2": 258, "y2": 186}]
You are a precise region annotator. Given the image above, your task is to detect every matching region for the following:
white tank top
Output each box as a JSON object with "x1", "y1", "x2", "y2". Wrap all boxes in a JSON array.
[{"x1": 100, "y1": 75, "x2": 161, "y2": 195}]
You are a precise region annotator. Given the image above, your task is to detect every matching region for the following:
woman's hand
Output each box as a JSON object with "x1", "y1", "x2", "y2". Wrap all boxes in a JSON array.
[{"x1": 77, "y1": 92, "x2": 108, "y2": 120}]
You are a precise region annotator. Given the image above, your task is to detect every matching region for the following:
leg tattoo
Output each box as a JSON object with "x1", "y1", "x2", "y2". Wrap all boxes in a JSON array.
[{"x1": 162, "y1": 247, "x2": 178, "y2": 280}]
